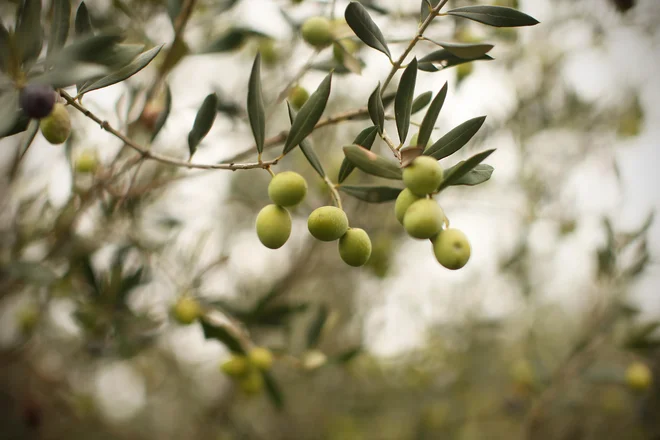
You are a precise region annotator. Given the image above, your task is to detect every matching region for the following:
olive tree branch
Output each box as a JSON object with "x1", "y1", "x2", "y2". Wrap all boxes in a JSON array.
[
  {"x1": 380, "y1": 0, "x2": 450, "y2": 94},
  {"x1": 60, "y1": 90, "x2": 279, "y2": 171}
]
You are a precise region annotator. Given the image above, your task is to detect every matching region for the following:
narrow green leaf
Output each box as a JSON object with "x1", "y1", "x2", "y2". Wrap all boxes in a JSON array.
[
  {"x1": 0, "y1": 23, "x2": 11, "y2": 73},
  {"x1": 447, "y1": 5, "x2": 539, "y2": 28},
  {"x1": 166, "y1": 0, "x2": 182, "y2": 24},
  {"x1": 426, "y1": 40, "x2": 494, "y2": 59},
  {"x1": 187, "y1": 93, "x2": 218, "y2": 158},
  {"x1": 54, "y1": 34, "x2": 133, "y2": 67},
  {"x1": 417, "y1": 82, "x2": 447, "y2": 149},
  {"x1": 247, "y1": 54, "x2": 265, "y2": 154},
  {"x1": 418, "y1": 48, "x2": 493, "y2": 72},
  {"x1": 283, "y1": 72, "x2": 332, "y2": 154},
  {"x1": 339, "y1": 185, "x2": 402, "y2": 203},
  {"x1": 287, "y1": 103, "x2": 325, "y2": 178},
  {"x1": 200, "y1": 319, "x2": 245, "y2": 354},
  {"x1": 0, "y1": 91, "x2": 20, "y2": 139},
  {"x1": 438, "y1": 149, "x2": 495, "y2": 191},
  {"x1": 75, "y1": 2, "x2": 93, "y2": 36},
  {"x1": 201, "y1": 28, "x2": 267, "y2": 53},
  {"x1": 1, "y1": 113, "x2": 30, "y2": 139},
  {"x1": 306, "y1": 304, "x2": 329, "y2": 349},
  {"x1": 263, "y1": 372, "x2": 285, "y2": 410},
  {"x1": 342, "y1": 145, "x2": 402, "y2": 180},
  {"x1": 77, "y1": 45, "x2": 163, "y2": 95},
  {"x1": 33, "y1": 62, "x2": 108, "y2": 89},
  {"x1": 411, "y1": 91, "x2": 432, "y2": 115},
  {"x1": 334, "y1": 346, "x2": 362, "y2": 363},
  {"x1": 345, "y1": 2, "x2": 391, "y2": 59},
  {"x1": 442, "y1": 163, "x2": 493, "y2": 186},
  {"x1": 382, "y1": 91, "x2": 396, "y2": 109},
  {"x1": 425, "y1": 116, "x2": 486, "y2": 159},
  {"x1": 151, "y1": 84, "x2": 172, "y2": 142},
  {"x1": 368, "y1": 82, "x2": 384, "y2": 135},
  {"x1": 394, "y1": 58, "x2": 417, "y2": 144},
  {"x1": 338, "y1": 125, "x2": 378, "y2": 183},
  {"x1": 421, "y1": 0, "x2": 440, "y2": 22},
  {"x1": 49, "y1": 0, "x2": 71, "y2": 55},
  {"x1": 15, "y1": 0, "x2": 43, "y2": 66}
]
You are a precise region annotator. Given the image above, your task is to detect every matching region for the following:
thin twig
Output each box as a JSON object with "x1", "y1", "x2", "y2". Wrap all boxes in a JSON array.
[
  {"x1": 380, "y1": 0, "x2": 450, "y2": 94},
  {"x1": 324, "y1": 175, "x2": 343, "y2": 210}
]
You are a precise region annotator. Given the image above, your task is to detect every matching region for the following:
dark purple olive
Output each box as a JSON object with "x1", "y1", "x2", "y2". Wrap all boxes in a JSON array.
[
  {"x1": 19, "y1": 84, "x2": 56, "y2": 119},
  {"x1": 612, "y1": 0, "x2": 635, "y2": 12}
]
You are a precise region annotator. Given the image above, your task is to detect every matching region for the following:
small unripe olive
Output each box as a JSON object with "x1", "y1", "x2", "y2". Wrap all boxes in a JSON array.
[
  {"x1": 288, "y1": 85, "x2": 309, "y2": 110},
  {"x1": 403, "y1": 199, "x2": 444, "y2": 239},
  {"x1": 19, "y1": 83, "x2": 56, "y2": 119},
  {"x1": 338, "y1": 228, "x2": 372, "y2": 267},
  {"x1": 220, "y1": 355, "x2": 250, "y2": 377},
  {"x1": 394, "y1": 188, "x2": 422, "y2": 224},
  {"x1": 625, "y1": 362, "x2": 652, "y2": 391},
  {"x1": 239, "y1": 368, "x2": 264, "y2": 394},
  {"x1": 432, "y1": 228, "x2": 471, "y2": 270},
  {"x1": 302, "y1": 349, "x2": 327, "y2": 370},
  {"x1": 268, "y1": 171, "x2": 307, "y2": 206},
  {"x1": 75, "y1": 150, "x2": 99, "y2": 173},
  {"x1": 256, "y1": 204, "x2": 292, "y2": 249},
  {"x1": 17, "y1": 305, "x2": 40, "y2": 334},
  {"x1": 172, "y1": 296, "x2": 202, "y2": 324},
  {"x1": 332, "y1": 39, "x2": 358, "y2": 63},
  {"x1": 39, "y1": 103, "x2": 71, "y2": 144},
  {"x1": 456, "y1": 62, "x2": 474, "y2": 83},
  {"x1": 301, "y1": 16, "x2": 333, "y2": 49},
  {"x1": 307, "y1": 206, "x2": 349, "y2": 241},
  {"x1": 403, "y1": 156, "x2": 444, "y2": 196},
  {"x1": 258, "y1": 38, "x2": 278, "y2": 66},
  {"x1": 248, "y1": 347, "x2": 274, "y2": 370}
]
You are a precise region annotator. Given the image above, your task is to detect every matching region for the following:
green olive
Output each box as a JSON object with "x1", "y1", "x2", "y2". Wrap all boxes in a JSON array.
[
  {"x1": 402, "y1": 156, "x2": 444, "y2": 196},
  {"x1": 432, "y1": 228, "x2": 471, "y2": 270},
  {"x1": 403, "y1": 199, "x2": 444, "y2": 239},
  {"x1": 268, "y1": 171, "x2": 307, "y2": 207},
  {"x1": 256, "y1": 204, "x2": 292, "y2": 249},
  {"x1": 307, "y1": 206, "x2": 349, "y2": 241},
  {"x1": 338, "y1": 228, "x2": 372, "y2": 267}
]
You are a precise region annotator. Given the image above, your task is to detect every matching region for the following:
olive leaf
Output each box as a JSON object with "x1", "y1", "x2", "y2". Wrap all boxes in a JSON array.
[
  {"x1": 425, "y1": 40, "x2": 494, "y2": 59},
  {"x1": 287, "y1": 103, "x2": 325, "y2": 178},
  {"x1": 342, "y1": 145, "x2": 403, "y2": 180},
  {"x1": 339, "y1": 185, "x2": 402, "y2": 203},
  {"x1": 15, "y1": 0, "x2": 43, "y2": 66},
  {"x1": 200, "y1": 318, "x2": 245, "y2": 354},
  {"x1": 282, "y1": 72, "x2": 332, "y2": 154},
  {"x1": 76, "y1": 44, "x2": 163, "y2": 95},
  {"x1": 438, "y1": 149, "x2": 495, "y2": 191},
  {"x1": 75, "y1": 1, "x2": 93, "y2": 36},
  {"x1": 418, "y1": 49, "x2": 493, "y2": 72},
  {"x1": 247, "y1": 53, "x2": 265, "y2": 154},
  {"x1": 394, "y1": 58, "x2": 418, "y2": 144},
  {"x1": 201, "y1": 28, "x2": 268, "y2": 53},
  {"x1": 368, "y1": 82, "x2": 385, "y2": 135},
  {"x1": 424, "y1": 116, "x2": 486, "y2": 159},
  {"x1": 151, "y1": 83, "x2": 172, "y2": 142},
  {"x1": 187, "y1": 93, "x2": 218, "y2": 158},
  {"x1": 263, "y1": 372, "x2": 285, "y2": 410},
  {"x1": 338, "y1": 125, "x2": 378, "y2": 183},
  {"x1": 411, "y1": 91, "x2": 432, "y2": 115},
  {"x1": 417, "y1": 81, "x2": 447, "y2": 149},
  {"x1": 345, "y1": 2, "x2": 391, "y2": 59},
  {"x1": 446, "y1": 5, "x2": 539, "y2": 28},
  {"x1": 442, "y1": 163, "x2": 493, "y2": 186},
  {"x1": 49, "y1": 0, "x2": 71, "y2": 55},
  {"x1": 0, "y1": 90, "x2": 20, "y2": 139},
  {"x1": 306, "y1": 304, "x2": 329, "y2": 349},
  {"x1": 420, "y1": 0, "x2": 441, "y2": 22},
  {"x1": 0, "y1": 23, "x2": 10, "y2": 73}
]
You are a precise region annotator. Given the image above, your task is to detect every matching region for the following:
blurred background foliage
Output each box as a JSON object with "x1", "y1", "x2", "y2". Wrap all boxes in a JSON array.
[{"x1": 0, "y1": 0, "x2": 659, "y2": 439}]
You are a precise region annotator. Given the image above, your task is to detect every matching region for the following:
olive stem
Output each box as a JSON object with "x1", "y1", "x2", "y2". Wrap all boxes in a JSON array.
[
  {"x1": 324, "y1": 176, "x2": 343, "y2": 210},
  {"x1": 380, "y1": 0, "x2": 450, "y2": 94}
]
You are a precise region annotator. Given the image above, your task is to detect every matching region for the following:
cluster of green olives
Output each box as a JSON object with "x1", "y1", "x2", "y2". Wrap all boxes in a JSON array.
[
  {"x1": 255, "y1": 171, "x2": 372, "y2": 267},
  {"x1": 395, "y1": 155, "x2": 471, "y2": 270},
  {"x1": 308, "y1": 206, "x2": 372, "y2": 267},
  {"x1": 256, "y1": 171, "x2": 308, "y2": 249},
  {"x1": 19, "y1": 83, "x2": 72, "y2": 145},
  {"x1": 220, "y1": 347, "x2": 274, "y2": 394}
]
